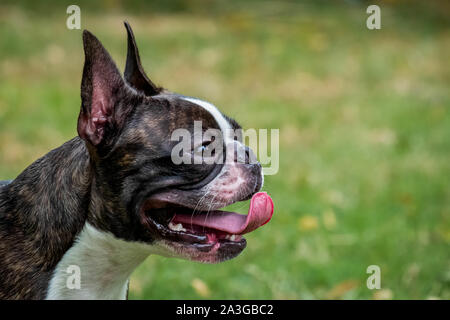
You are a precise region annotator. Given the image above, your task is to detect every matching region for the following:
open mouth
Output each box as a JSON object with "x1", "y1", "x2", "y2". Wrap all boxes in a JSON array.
[{"x1": 140, "y1": 192, "x2": 274, "y2": 257}]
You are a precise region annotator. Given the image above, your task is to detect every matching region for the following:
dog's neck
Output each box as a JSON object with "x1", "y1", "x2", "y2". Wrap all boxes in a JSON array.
[
  {"x1": 46, "y1": 223, "x2": 150, "y2": 300},
  {"x1": 0, "y1": 138, "x2": 91, "y2": 298},
  {"x1": 0, "y1": 137, "x2": 151, "y2": 299}
]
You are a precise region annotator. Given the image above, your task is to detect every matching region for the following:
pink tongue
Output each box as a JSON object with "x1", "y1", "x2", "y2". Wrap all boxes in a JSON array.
[{"x1": 172, "y1": 192, "x2": 274, "y2": 235}]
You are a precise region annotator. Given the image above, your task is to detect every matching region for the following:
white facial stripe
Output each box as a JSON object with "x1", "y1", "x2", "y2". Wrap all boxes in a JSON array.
[{"x1": 182, "y1": 97, "x2": 234, "y2": 143}]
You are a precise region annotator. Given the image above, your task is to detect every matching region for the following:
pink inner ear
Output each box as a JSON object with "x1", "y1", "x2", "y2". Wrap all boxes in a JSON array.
[{"x1": 82, "y1": 79, "x2": 114, "y2": 145}]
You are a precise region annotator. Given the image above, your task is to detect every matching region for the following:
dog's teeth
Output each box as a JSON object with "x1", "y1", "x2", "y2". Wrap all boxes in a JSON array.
[
  {"x1": 224, "y1": 234, "x2": 237, "y2": 241},
  {"x1": 168, "y1": 222, "x2": 186, "y2": 232}
]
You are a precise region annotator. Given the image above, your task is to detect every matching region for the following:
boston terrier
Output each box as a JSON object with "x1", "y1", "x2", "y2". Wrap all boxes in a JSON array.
[{"x1": 0, "y1": 22, "x2": 273, "y2": 300}]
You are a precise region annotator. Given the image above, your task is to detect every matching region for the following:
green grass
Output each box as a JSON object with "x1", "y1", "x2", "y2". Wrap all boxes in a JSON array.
[{"x1": 0, "y1": 0, "x2": 449, "y2": 299}]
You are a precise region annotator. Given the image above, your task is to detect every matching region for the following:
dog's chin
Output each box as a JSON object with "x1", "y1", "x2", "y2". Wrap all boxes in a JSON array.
[{"x1": 156, "y1": 237, "x2": 247, "y2": 264}]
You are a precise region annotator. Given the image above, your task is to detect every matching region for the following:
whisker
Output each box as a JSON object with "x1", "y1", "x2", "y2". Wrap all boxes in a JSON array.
[
  {"x1": 190, "y1": 185, "x2": 211, "y2": 230},
  {"x1": 202, "y1": 192, "x2": 218, "y2": 233}
]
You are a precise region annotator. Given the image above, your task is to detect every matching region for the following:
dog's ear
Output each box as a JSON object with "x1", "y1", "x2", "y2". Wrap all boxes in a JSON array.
[
  {"x1": 78, "y1": 30, "x2": 132, "y2": 147},
  {"x1": 124, "y1": 21, "x2": 161, "y2": 96}
]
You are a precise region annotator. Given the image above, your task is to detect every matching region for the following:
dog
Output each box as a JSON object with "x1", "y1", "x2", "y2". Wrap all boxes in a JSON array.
[{"x1": 0, "y1": 22, "x2": 273, "y2": 300}]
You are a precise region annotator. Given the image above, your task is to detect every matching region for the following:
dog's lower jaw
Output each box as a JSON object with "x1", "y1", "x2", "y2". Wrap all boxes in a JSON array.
[{"x1": 46, "y1": 223, "x2": 154, "y2": 300}]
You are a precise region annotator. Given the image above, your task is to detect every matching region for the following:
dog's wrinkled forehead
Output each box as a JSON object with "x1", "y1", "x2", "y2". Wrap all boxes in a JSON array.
[
  {"x1": 168, "y1": 94, "x2": 227, "y2": 133},
  {"x1": 180, "y1": 96, "x2": 232, "y2": 138},
  {"x1": 179, "y1": 95, "x2": 242, "y2": 141},
  {"x1": 140, "y1": 93, "x2": 240, "y2": 140}
]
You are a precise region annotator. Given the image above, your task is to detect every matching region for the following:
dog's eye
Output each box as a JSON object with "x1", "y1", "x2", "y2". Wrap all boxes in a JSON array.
[
  {"x1": 194, "y1": 141, "x2": 211, "y2": 154},
  {"x1": 193, "y1": 137, "x2": 218, "y2": 158}
]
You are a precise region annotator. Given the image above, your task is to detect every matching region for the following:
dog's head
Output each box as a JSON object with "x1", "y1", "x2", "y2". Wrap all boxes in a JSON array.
[{"x1": 78, "y1": 23, "x2": 273, "y2": 263}]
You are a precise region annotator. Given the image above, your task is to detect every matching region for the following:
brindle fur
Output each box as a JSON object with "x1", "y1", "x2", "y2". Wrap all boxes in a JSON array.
[{"x1": 0, "y1": 23, "x2": 258, "y2": 299}]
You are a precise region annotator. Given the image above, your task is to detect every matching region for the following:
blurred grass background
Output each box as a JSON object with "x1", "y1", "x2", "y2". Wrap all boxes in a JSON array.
[{"x1": 0, "y1": 0, "x2": 449, "y2": 299}]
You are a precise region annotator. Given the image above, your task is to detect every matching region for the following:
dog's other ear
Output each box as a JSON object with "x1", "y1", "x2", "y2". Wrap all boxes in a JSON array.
[
  {"x1": 124, "y1": 21, "x2": 161, "y2": 96},
  {"x1": 78, "y1": 30, "x2": 131, "y2": 147}
]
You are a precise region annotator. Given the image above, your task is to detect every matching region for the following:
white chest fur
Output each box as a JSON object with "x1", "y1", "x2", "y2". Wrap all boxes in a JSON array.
[{"x1": 46, "y1": 223, "x2": 155, "y2": 300}]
